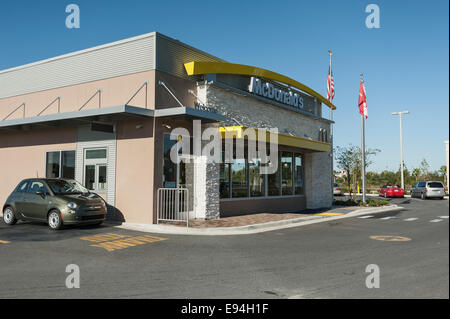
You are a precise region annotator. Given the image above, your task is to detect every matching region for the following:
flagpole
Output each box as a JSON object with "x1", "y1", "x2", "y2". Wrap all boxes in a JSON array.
[
  {"x1": 328, "y1": 50, "x2": 334, "y2": 202},
  {"x1": 360, "y1": 73, "x2": 366, "y2": 203},
  {"x1": 328, "y1": 51, "x2": 333, "y2": 126}
]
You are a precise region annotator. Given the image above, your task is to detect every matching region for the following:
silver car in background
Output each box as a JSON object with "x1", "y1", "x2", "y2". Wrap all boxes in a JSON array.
[
  {"x1": 333, "y1": 182, "x2": 343, "y2": 196},
  {"x1": 411, "y1": 181, "x2": 446, "y2": 200}
]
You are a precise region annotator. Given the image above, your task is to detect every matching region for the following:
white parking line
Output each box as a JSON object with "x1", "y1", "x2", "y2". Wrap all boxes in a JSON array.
[
  {"x1": 380, "y1": 216, "x2": 397, "y2": 220},
  {"x1": 358, "y1": 215, "x2": 374, "y2": 219},
  {"x1": 404, "y1": 218, "x2": 418, "y2": 221},
  {"x1": 430, "y1": 219, "x2": 443, "y2": 223},
  {"x1": 439, "y1": 216, "x2": 449, "y2": 219}
]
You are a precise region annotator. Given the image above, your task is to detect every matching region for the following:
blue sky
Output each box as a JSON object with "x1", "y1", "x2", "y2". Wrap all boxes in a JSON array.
[{"x1": 0, "y1": 0, "x2": 448, "y2": 172}]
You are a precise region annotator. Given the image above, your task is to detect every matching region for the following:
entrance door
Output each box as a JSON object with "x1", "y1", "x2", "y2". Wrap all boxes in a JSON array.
[{"x1": 163, "y1": 134, "x2": 189, "y2": 189}]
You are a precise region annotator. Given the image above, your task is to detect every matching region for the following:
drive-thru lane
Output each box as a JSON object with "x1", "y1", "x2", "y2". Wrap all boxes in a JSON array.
[{"x1": 0, "y1": 197, "x2": 448, "y2": 298}]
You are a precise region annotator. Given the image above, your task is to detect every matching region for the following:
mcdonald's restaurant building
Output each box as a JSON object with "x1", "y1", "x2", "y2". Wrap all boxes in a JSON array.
[{"x1": 0, "y1": 32, "x2": 336, "y2": 224}]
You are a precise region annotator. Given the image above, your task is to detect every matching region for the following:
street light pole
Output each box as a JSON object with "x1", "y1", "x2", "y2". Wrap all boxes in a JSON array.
[{"x1": 392, "y1": 111, "x2": 409, "y2": 190}]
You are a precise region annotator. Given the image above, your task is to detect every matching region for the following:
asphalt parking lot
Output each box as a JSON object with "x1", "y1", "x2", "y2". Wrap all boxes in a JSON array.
[{"x1": 0, "y1": 195, "x2": 448, "y2": 298}]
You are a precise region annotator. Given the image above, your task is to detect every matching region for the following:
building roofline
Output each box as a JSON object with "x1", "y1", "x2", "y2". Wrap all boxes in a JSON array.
[
  {"x1": 0, "y1": 32, "x2": 157, "y2": 75},
  {"x1": 0, "y1": 32, "x2": 224, "y2": 76}
]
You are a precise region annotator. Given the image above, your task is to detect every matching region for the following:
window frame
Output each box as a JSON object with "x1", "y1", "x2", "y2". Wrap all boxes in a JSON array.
[
  {"x1": 219, "y1": 147, "x2": 305, "y2": 201},
  {"x1": 45, "y1": 150, "x2": 76, "y2": 179},
  {"x1": 83, "y1": 147, "x2": 108, "y2": 193}
]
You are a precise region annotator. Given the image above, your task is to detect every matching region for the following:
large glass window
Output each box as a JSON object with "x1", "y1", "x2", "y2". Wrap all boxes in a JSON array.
[
  {"x1": 46, "y1": 152, "x2": 60, "y2": 178},
  {"x1": 281, "y1": 152, "x2": 293, "y2": 195},
  {"x1": 249, "y1": 158, "x2": 264, "y2": 197},
  {"x1": 61, "y1": 151, "x2": 75, "y2": 179},
  {"x1": 267, "y1": 156, "x2": 281, "y2": 196},
  {"x1": 220, "y1": 152, "x2": 230, "y2": 198},
  {"x1": 231, "y1": 158, "x2": 248, "y2": 198},
  {"x1": 294, "y1": 154, "x2": 304, "y2": 195},
  {"x1": 217, "y1": 146, "x2": 305, "y2": 199},
  {"x1": 46, "y1": 150, "x2": 75, "y2": 179}
]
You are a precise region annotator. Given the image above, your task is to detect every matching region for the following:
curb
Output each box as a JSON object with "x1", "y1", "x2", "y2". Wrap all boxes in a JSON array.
[{"x1": 109, "y1": 204, "x2": 404, "y2": 236}]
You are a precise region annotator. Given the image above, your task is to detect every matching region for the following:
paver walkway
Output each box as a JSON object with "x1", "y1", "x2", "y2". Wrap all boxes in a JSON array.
[{"x1": 161, "y1": 205, "x2": 366, "y2": 228}]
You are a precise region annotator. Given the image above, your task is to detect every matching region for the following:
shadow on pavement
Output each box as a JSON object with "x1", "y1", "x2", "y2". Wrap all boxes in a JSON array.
[{"x1": 0, "y1": 220, "x2": 117, "y2": 243}]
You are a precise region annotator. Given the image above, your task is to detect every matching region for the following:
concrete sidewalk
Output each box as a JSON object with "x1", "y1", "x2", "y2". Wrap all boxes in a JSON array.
[{"x1": 108, "y1": 204, "x2": 403, "y2": 236}]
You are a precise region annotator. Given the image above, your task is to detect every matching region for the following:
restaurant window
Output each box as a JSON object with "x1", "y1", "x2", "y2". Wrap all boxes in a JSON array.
[
  {"x1": 267, "y1": 155, "x2": 281, "y2": 196},
  {"x1": 281, "y1": 152, "x2": 293, "y2": 195},
  {"x1": 294, "y1": 154, "x2": 304, "y2": 195},
  {"x1": 249, "y1": 157, "x2": 264, "y2": 197},
  {"x1": 46, "y1": 150, "x2": 75, "y2": 179},
  {"x1": 231, "y1": 158, "x2": 248, "y2": 198},
  {"x1": 220, "y1": 151, "x2": 230, "y2": 198},
  {"x1": 84, "y1": 148, "x2": 107, "y2": 192}
]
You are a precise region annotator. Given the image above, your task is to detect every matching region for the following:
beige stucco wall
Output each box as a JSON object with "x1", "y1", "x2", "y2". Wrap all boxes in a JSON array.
[
  {"x1": 115, "y1": 118, "x2": 155, "y2": 224},
  {"x1": 0, "y1": 70, "x2": 156, "y2": 120},
  {"x1": 0, "y1": 126, "x2": 77, "y2": 207}
]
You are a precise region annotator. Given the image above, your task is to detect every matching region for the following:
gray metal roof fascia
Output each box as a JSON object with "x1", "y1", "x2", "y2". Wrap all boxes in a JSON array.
[
  {"x1": 0, "y1": 31, "x2": 224, "y2": 75},
  {"x1": 154, "y1": 32, "x2": 226, "y2": 63},
  {"x1": 154, "y1": 107, "x2": 226, "y2": 122},
  {"x1": 0, "y1": 32, "x2": 157, "y2": 74},
  {"x1": 0, "y1": 105, "x2": 154, "y2": 128}
]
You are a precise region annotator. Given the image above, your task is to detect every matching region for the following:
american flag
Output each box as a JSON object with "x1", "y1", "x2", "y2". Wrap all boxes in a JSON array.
[{"x1": 327, "y1": 65, "x2": 335, "y2": 102}]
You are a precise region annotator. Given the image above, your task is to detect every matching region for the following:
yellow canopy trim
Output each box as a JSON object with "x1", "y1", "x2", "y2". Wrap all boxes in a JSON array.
[
  {"x1": 184, "y1": 61, "x2": 337, "y2": 110},
  {"x1": 218, "y1": 126, "x2": 331, "y2": 152}
]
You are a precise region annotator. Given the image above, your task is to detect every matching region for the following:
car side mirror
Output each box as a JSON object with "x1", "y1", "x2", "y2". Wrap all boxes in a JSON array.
[{"x1": 36, "y1": 191, "x2": 46, "y2": 198}]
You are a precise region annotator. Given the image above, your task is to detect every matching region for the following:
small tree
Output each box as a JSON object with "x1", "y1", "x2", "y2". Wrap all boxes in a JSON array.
[
  {"x1": 335, "y1": 144, "x2": 380, "y2": 198},
  {"x1": 412, "y1": 168, "x2": 420, "y2": 182},
  {"x1": 420, "y1": 159, "x2": 430, "y2": 180}
]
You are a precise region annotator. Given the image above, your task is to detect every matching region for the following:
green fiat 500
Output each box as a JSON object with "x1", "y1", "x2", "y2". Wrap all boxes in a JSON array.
[{"x1": 2, "y1": 178, "x2": 107, "y2": 230}]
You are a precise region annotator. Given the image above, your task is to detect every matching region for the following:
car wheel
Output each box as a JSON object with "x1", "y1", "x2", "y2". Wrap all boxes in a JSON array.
[
  {"x1": 48, "y1": 210, "x2": 63, "y2": 230},
  {"x1": 3, "y1": 207, "x2": 17, "y2": 225},
  {"x1": 421, "y1": 193, "x2": 426, "y2": 200}
]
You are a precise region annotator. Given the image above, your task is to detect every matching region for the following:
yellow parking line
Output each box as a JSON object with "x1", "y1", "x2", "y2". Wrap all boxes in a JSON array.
[
  {"x1": 80, "y1": 233, "x2": 168, "y2": 252},
  {"x1": 316, "y1": 212, "x2": 344, "y2": 216},
  {"x1": 80, "y1": 233, "x2": 131, "y2": 243},
  {"x1": 0, "y1": 240, "x2": 10, "y2": 244},
  {"x1": 90, "y1": 235, "x2": 168, "y2": 252}
]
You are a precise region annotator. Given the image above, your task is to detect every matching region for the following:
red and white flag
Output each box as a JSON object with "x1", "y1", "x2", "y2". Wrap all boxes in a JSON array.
[
  {"x1": 327, "y1": 65, "x2": 335, "y2": 102},
  {"x1": 358, "y1": 79, "x2": 367, "y2": 119}
]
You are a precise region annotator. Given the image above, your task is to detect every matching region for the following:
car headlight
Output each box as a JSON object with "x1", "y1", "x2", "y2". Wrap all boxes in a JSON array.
[{"x1": 67, "y1": 202, "x2": 77, "y2": 210}]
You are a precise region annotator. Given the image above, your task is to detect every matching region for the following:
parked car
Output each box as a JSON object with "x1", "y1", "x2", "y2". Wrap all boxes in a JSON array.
[
  {"x1": 410, "y1": 181, "x2": 445, "y2": 200},
  {"x1": 2, "y1": 178, "x2": 107, "y2": 230},
  {"x1": 333, "y1": 182, "x2": 343, "y2": 196},
  {"x1": 379, "y1": 185, "x2": 404, "y2": 198}
]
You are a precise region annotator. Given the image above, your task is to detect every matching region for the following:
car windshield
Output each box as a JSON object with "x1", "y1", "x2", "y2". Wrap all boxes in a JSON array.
[
  {"x1": 46, "y1": 179, "x2": 90, "y2": 195},
  {"x1": 428, "y1": 182, "x2": 444, "y2": 188}
]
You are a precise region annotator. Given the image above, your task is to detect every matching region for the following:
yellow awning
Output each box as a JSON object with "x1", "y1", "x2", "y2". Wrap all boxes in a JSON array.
[
  {"x1": 184, "y1": 61, "x2": 337, "y2": 111},
  {"x1": 219, "y1": 126, "x2": 331, "y2": 152}
]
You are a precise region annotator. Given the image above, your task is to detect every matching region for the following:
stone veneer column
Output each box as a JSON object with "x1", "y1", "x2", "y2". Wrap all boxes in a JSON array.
[
  {"x1": 192, "y1": 155, "x2": 220, "y2": 219},
  {"x1": 304, "y1": 152, "x2": 333, "y2": 209}
]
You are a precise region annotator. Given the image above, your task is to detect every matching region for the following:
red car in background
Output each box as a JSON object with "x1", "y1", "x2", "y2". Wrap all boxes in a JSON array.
[{"x1": 379, "y1": 185, "x2": 404, "y2": 198}]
